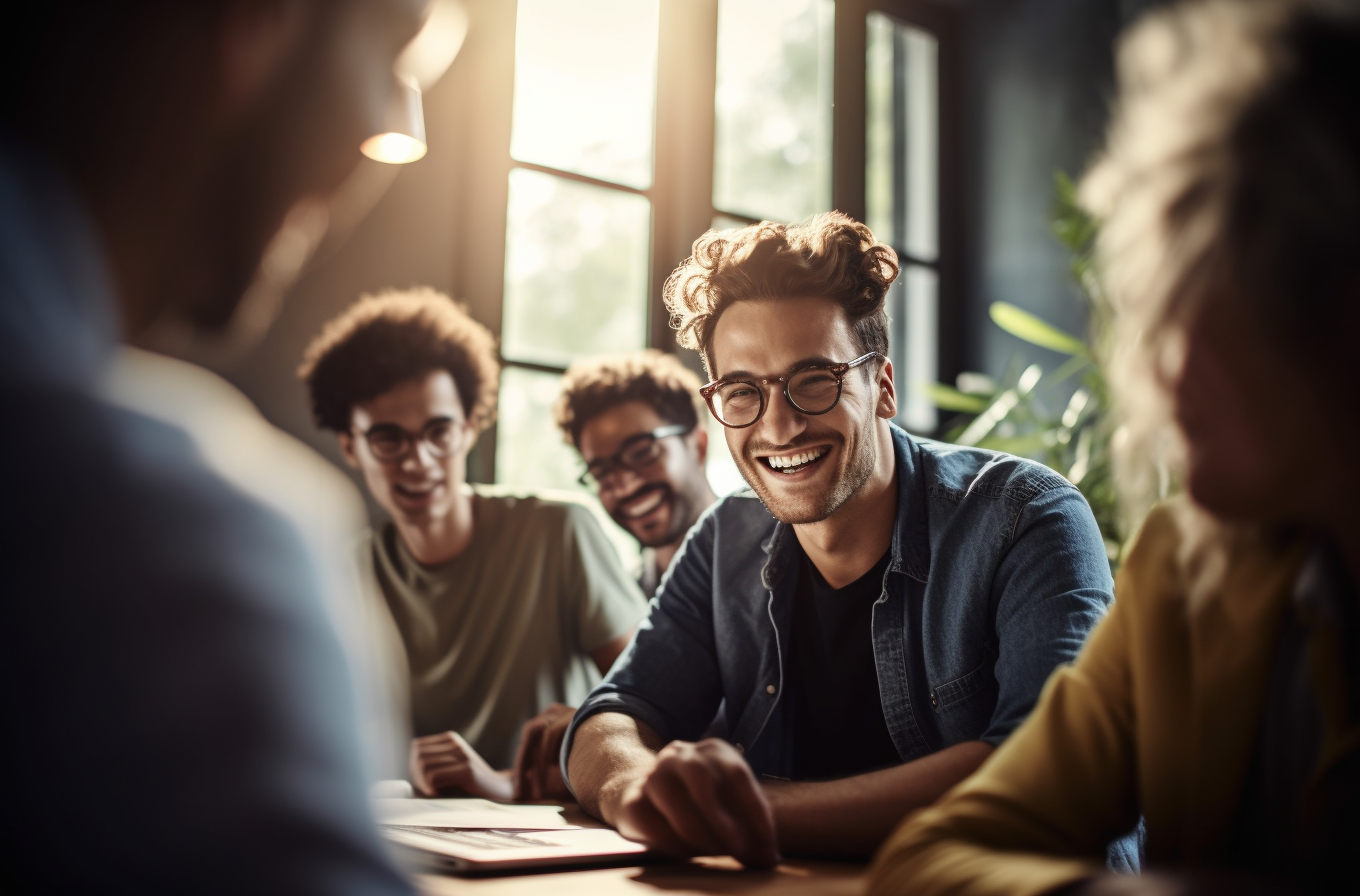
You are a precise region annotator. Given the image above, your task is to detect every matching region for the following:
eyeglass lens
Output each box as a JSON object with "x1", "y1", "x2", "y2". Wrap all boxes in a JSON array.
[
  {"x1": 711, "y1": 367, "x2": 842, "y2": 427},
  {"x1": 366, "y1": 420, "x2": 458, "y2": 461},
  {"x1": 584, "y1": 437, "x2": 665, "y2": 488}
]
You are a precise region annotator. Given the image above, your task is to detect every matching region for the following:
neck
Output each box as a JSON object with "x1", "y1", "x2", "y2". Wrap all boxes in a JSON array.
[
  {"x1": 396, "y1": 488, "x2": 476, "y2": 567},
  {"x1": 793, "y1": 420, "x2": 897, "y2": 589}
]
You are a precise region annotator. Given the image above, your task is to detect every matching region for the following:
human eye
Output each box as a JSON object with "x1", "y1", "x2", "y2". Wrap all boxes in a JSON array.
[
  {"x1": 366, "y1": 427, "x2": 406, "y2": 456},
  {"x1": 622, "y1": 439, "x2": 662, "y2": 467},
  {"x1": 790, "y1": 369, "x2": 840, "y2": 400},
  {"x1": 424, "y1": 420, "x2": 455, "y2": 447}
]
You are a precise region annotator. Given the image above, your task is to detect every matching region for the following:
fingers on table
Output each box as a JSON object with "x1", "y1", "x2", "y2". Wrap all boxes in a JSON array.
[
  {"x1": 410, "y1": 732, "x2": 472, "y2": 796},
  {"x1": 513, "y1": 703, "x2": 573, "y2": 801},
  {"x1": 624, "y1": 739, "x2": 779, "y2": 868}
]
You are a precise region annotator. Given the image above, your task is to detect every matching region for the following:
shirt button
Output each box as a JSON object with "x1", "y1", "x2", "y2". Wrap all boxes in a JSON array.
[
  {"x1": 766, "y1": 684, "x2": 777, "y2": 695},
  {"x1": 929, "y1": 690, "x2": 939, "y2": 708}
]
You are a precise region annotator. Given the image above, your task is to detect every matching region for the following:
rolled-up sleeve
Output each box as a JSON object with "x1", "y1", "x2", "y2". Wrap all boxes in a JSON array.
[{"x1": 562, "y1": 511, "x2": 726, "y2": 793}]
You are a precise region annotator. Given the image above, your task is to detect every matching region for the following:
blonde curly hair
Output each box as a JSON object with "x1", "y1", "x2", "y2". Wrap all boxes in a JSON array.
[{"x1": 1082, "y1": 0, "x2": 1360, "y2": 582}]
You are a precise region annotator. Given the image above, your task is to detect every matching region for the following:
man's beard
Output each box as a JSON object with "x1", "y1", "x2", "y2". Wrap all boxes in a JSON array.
[
  {"x1": 612, "y1": 483, "x2": 692, "y2": 549},
  {"x1": 735, "y1": 420, "x2": 878, "y2": 525}
]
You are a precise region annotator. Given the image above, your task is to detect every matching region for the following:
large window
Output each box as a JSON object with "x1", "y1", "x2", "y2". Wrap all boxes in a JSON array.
[{"x1": 453, "y1": 0, "x2": 957, "y2": 558}]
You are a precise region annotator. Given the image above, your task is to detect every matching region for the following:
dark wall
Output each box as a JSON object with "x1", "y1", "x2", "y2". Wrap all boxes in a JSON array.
[{"x1": 953, "y1": 0, "x2": 1161, "y2": 381}]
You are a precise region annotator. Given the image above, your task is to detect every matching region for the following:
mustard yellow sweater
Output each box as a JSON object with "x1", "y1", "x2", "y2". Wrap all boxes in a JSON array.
[{"x1": 868, "y1": 499, "x2": 1358, "y2": 895}]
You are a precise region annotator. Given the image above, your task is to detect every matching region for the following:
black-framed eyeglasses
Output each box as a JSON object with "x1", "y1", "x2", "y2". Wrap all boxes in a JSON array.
[
  {"x1": 699, "y1": 352, "x2": 883, "y2": 429},
  {"x1": 356, "y1": 417, "x2": 463, "y2": 463},
  {"x1": 578, "y1": 424, "x2": 691, "y2": 491}
]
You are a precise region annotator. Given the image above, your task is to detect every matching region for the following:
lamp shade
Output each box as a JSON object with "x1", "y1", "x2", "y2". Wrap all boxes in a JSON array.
[{"x1": 361, "y1": 76, "x2": 428, "y2": 164}]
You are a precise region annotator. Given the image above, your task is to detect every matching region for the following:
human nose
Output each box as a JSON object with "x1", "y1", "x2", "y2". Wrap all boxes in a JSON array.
[
  {"x1": 600, "y1": 464, "x2": 646, "y2": 498},
  {"x1": 399, "y1": 437, "x2": 439, "y2": 471},
  {"x1": 757, "y1": 382, "x2": 806, "y2": 445}
]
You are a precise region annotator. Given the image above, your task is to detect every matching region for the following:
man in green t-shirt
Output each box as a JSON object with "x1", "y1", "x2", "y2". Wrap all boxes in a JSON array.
[{"x1": 299, "y1": 287, "x2": 647, "y2": 801}]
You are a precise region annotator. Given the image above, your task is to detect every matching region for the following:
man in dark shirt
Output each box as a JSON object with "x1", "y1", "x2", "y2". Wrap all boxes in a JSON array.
[
  {"x1": 1, "y1": 3, "x2": 427, "y2": 894},
  {"x1": 564, "y1": 213, "x2": 1122, "y2": 864}
]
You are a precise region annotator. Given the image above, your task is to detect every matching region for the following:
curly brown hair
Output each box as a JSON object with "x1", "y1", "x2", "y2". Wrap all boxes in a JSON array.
[
  {"x1": 297, "y1": 287, "x2": 500, "y2": 433},
  {"x1": 554, "y1": 350, "x2": 705, "y2": 448},
  {"x1": 663, "y1": 211, "x2": 900, "y2": 375}
]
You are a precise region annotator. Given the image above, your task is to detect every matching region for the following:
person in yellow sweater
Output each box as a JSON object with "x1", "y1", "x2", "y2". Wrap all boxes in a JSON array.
[{"x1": 867, "y1": 0, "x2": 1360, "y2": 893}]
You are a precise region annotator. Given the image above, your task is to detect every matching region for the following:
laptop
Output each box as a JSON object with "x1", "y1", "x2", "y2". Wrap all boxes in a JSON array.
[{"x1": 381, "y1": 824, "x2": 654, "y2": 873}]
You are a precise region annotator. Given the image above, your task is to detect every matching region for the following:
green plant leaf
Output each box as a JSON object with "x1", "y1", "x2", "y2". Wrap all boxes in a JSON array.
[
  {"x1": 920, "y1": 382, "x2": 991, "y2": 414},
  {"x1": 990, "y1": 302, "x2": 1088, "y2": 357}
]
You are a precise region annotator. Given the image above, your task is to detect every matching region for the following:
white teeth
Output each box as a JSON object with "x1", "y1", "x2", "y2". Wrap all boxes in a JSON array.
[
  {"x1": 622, "y1": 490, "x2": 665, "y2": 518},
  {"x1": 765, "y1": 448, "x2": 828, "y2": 470}
]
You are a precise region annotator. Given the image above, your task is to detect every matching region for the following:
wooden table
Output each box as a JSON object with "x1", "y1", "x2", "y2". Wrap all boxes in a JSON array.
[{"x1": 415, "y1": 855, "x2": 866, "y2": 895}]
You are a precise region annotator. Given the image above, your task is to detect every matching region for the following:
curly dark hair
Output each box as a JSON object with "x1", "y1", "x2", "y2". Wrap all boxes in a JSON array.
[
  {"x1": 554, "y1": 350, "x2": 705, "y2": 448},
  {"x1": 297, "y1": 287, "x2": 500, "y2": 433},
  {"x1": 662, "y1": 211, "x2": 900, "y2": 374}
]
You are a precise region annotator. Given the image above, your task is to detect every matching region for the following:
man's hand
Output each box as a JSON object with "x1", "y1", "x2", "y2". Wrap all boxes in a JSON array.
[
  {"x1": 408, "y1": 731, "x2": 512, "y2": 801},
  {"x1": 611, "y1": 738, "x2": 779, "y2": 868},
  {"x1": 511, "y1": 702, "x2": 574, "y2": 801}
]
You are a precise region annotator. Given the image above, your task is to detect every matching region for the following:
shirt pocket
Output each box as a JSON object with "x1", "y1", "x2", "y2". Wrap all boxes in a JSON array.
[{"x1": 928, "y1": 643, "x2": 998, "y2": 719}]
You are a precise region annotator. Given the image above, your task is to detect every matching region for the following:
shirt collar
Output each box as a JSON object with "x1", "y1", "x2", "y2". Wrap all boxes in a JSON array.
[{"x1": 759, "y1": 422, "x2": 931, "y2": 588}]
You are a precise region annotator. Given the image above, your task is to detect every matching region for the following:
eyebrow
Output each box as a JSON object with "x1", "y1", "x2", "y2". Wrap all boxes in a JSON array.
[
  {"x1": 367, "y1": 415, "x2": 455, "y2": 431},
  {"x1": 716, "y1": 356, "x2": 840, "y2": 381}
]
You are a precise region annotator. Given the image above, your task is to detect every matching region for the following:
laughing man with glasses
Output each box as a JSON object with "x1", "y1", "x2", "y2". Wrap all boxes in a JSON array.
[
  {"x1": 563, "y1": 212, "x2": 1134, "y2": 868},
  {"x1": 299, "y1": 288, "x2": 647, "y2": 804},
  {"x1": 555, "y1": 351, "x2": 720, "y2": 599}
]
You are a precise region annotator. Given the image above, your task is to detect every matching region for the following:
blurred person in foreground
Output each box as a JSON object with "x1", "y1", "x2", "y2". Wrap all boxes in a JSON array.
[
  {"x1": 554, "y1": 350, "x2": 720, "y2": 598},
  {"x1": 868, "y1": 1, "x2": 1360, "y2": 894},
  {"x1": 299, "y1": 288, "x2": 648, "y2": 803},
  {"x1": 0, "y1": 2, "x2": 427, "y2": 894},
  {"x1": 563, "y1": 212, "x2": 1127, "y2": 865}
]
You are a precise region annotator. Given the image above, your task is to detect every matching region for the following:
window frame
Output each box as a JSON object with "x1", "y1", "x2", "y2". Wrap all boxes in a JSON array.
[{"x1": 446, "y1": 0, "x2": 960, "y2": 484}]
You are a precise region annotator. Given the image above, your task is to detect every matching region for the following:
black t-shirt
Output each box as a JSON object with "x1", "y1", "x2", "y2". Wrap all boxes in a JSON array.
[{"x1": 788, "y1": 546, "x2": 902, "y2": 780}]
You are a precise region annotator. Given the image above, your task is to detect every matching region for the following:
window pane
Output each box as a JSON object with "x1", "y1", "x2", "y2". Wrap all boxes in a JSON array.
[
  {"x1": 502, "y1": 168, "x2": 651, "y2": 367},
  {"x1": 511, "y1": 0, "x2": 659, "y2": 189},
  {"x1": 866, "y1": 12, "x2": 938, "y2": 261},
  {"x1": 713, "y1": 0, "x2": 834, "y2": 223},
  {"x1": 890, "y1": 265, "x2": 939, "y2": 433},
  {"x1": 495, "y1": 366, "x2": 640, "y2": 567}
]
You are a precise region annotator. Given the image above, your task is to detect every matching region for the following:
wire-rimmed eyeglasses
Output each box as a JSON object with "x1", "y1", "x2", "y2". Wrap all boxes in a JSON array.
[
  {"x1": 356, "y1": 417, "x2": 463, "y2": 462},
  {"x1": 578, "y1": 424, "x2": 691, "y2": 491},
  {"x1": 699, "y1": 352, "x2": 883, "y2": 429}
]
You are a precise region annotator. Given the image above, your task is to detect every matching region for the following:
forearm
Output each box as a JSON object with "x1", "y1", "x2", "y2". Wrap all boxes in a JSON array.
[
  {"x1": 762, "y1": 740, "x2": 994, "y2": 858},
  {"x1": 566, "y1": 712, "x2": 664, "y2": 823}
]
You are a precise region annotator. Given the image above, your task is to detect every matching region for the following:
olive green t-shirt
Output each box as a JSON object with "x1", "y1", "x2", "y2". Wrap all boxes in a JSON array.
[{"x1": 360, "y1": 488, "x2": 647, "y2": 770}]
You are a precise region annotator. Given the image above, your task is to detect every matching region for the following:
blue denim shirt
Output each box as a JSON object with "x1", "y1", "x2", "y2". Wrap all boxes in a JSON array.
[{"x1": 563, "y1": 424, "x2": 1114, "y2": 783}]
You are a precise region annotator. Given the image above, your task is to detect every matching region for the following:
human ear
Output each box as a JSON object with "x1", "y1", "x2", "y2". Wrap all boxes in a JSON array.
[
  {"x1": 875, "y1": 359, "x2": 897, "y2": 419},
  {"x1": 693, "y1": 427, "x2": 709, "y2": 465},
  {"x1": 337, "y1": 430, "x2": 361, "y2": 469}
]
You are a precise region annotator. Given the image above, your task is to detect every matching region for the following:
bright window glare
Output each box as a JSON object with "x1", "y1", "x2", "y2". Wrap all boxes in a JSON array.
[
  {"x1": 892, "y1": 266, "x2": 939, "y2": 434},
  {"x1": 501, "y1": 168, "x2": 650, "y2": 367},
  {"x1": 866, "y1": 12, "x2": 938, "y2": 261},
  {"x1": 713, "y1": 0, "x2": 834, "y2": 222},
  {"x1": 511, "y1": 0, "x2": 660, "y2": 189}
]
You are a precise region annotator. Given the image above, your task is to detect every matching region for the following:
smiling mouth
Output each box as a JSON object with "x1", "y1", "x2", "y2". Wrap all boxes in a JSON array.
[
  {"x1": 618, "y1": 486, "x2": 667, "y2": 520},
  {"x1": 394, "y1": 481, "x2": 442, "y2": 498},
  {"x1": 761, "y1": 446, "x2": 830, "y2": 474}
]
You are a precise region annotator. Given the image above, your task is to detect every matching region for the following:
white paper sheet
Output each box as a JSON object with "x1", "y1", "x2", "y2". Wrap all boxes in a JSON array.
[{"x1": 372, "y1": 797, "x2": 579, "y2": 830}]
